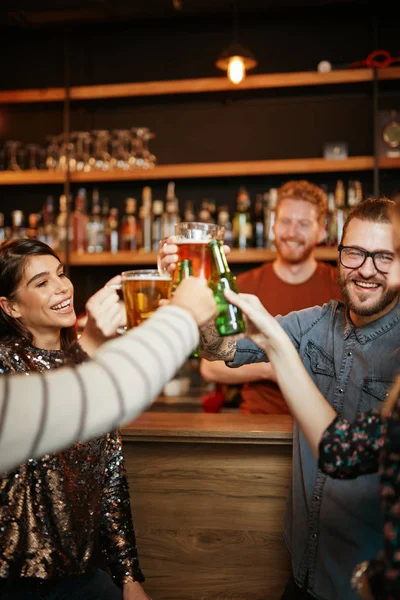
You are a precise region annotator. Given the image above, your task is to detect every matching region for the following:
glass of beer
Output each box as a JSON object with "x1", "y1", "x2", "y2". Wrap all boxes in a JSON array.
[
  {"x1": 174, "y1": 222, "x2": 224, "y2": 281},
  {"x1": 113, "y1": 270, "x2": 172, "y2": 330}
]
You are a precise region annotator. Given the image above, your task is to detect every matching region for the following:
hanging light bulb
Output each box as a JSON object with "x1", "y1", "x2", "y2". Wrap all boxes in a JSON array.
[
  {"x1": 227, "y1": 55, "x2": 245, "y2": 85},
  {"x1": 216, "y1": 43, "x2": 257, "y2": 85}
]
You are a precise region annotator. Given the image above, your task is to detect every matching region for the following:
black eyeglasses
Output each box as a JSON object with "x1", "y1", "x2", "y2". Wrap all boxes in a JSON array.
[{"x1": 338, "y1": 244, "x2": 394, "y2": 274}]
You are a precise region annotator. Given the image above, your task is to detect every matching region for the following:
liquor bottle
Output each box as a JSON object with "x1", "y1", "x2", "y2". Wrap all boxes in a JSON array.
[
  {"x1": 335, "y1": 180, "x2": 346, "y2": 208},
  {"x1": 326, "y1": 192, "x2": 338, "y2": 246},
  {"x1": 11, "y1": 210, "x2": 25, "y2": 239},
  {"x1": 335, "y1": 180, "x2": 347, "y2": 243},
  {"x1": 72, "y1": 188, "x2": 88, "y2": 253},
  {"x1": 184, "y1": 200, "x2": 196, "y2": 222},
  {"x1": 55, "y1": 194, "x2": 72, "y2": 253},
  {"x1": 26, "y1": 213, "x2": 39, "y2": 239},
  {"x1": 208, "y1": 199, "x2": 217, "y2": 224},
  {"x1": 217, "y1": 205, "x2": 233, "y2": 248},
  {"x1": 162, "y1": 182, "x2": 180, "y2": 238},
  {"x1": 232, "y1": 186, "x2": 252, "y2": 250},
  {"x1": 42, "y1": 195, "x2": 56, "y2": 247},
  {"x1": 264, "y1": 189, "x2": 277, "y2": 249},
  {"x1": 0, "y1": 213, "x2": 4, "y2": 242},
  {"x1": 101, "y1": 196, "x2": 110, "y2": 237},
  {"x1": 354, "y1": 180, "x2": 363, "y2": 205},
  {"x1": 253, "y1": 193, "x2": 265, "y2": 248},
  {"x1": 152, "y1": 200, "x2": 164, "y2": 250},
  {"x1": 86, "y1": 188, "x2": 105, "y2": 253},
  {"x1": 140, "y1": 186, "x2": 153, "y2": 253},
  {"x1": 105, "y1": 207, "x2": 119, "y2": 253},
  {"x1": 208, "y1": 239, "x2": 246, "y2": 337},
  {"x1": 120, "y1": 197, "x2": 138, "y2": 251},
  {"x1": 198, "y1": 200, "x2": 212, "y2": 223}
]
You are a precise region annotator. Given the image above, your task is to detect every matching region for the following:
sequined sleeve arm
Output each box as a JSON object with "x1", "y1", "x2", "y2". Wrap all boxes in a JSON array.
[
  {"x1": 100, "y1": 430, "x2": 145, "y2": 587},
  {"x1": 318, "y1": 410, "x2": 387, "y2": 479}
]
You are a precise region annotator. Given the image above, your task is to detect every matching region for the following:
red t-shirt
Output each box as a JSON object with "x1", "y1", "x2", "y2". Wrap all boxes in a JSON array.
[{"x1": 235, "y1": 261, "x2": 341, "y2": 414}]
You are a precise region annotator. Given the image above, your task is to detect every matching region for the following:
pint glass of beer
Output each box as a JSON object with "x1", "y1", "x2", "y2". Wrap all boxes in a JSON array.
[
  {"x1": 114, "y1": 270, "x2": 172, "y2": 329},
  {"x1": 174, "y1": 222, "x2": 223, "y2": 281}
]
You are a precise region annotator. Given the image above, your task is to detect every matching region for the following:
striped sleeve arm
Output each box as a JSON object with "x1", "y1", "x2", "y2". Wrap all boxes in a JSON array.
[{"x1": 0, "y1": 305, "x2": 198, "y2": 473}]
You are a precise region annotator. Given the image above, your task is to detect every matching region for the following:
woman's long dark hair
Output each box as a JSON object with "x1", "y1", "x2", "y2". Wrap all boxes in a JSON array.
[{"x1": 0, "y1": 239, "x2": 77, "y2": 350}]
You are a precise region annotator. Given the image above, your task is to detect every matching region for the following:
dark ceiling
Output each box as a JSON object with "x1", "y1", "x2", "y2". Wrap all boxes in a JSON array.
[{"x1": 4, "y1": 0, "x2": 375, "y2": 27}]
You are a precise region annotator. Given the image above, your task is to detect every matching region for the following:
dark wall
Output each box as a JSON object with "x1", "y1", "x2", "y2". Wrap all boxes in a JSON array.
[{"x1": 0, "y1": 7, "x2": 399, "y2": 310}]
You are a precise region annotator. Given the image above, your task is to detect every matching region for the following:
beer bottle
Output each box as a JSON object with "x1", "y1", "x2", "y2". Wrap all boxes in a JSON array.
[
  {"x1": 176, "y1": 258, "x2": 193, "y2": 282},
  {"x1": 208, "y1": 239, "x2": 246, "y2": 337},
  {"x1": 175, "y1": 259, "x2": 199, "y2": 358}
]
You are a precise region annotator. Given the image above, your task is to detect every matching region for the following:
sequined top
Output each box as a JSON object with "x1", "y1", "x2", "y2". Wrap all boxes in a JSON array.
[
  {"x1": 319, "y1": 400, "x2": 400, "y2": 600},
  {"x1": 0, "y1": 339, "x2": 144, "y2": 586}
]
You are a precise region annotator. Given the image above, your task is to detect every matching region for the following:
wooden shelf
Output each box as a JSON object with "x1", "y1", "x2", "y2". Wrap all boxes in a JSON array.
[
  {"x1": 1, "y1": 156, "x2": 399, "y2": 186},
  {"x1": 1, "y1": 67, "x2": 399, "y2": 104},
  {"x1": 62, "y1": 246, "x2": 337, "y2": 267}
]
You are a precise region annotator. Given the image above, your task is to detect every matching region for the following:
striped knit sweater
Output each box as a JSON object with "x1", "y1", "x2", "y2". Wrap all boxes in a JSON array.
[{"x1": 0, "y1": 305, "x2": 198, "y2": 473}]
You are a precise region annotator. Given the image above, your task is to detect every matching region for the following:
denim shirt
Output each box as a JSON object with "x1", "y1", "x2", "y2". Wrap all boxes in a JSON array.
[{"x1": 231, "y1": 299, "x2": 400, "y2": 600}]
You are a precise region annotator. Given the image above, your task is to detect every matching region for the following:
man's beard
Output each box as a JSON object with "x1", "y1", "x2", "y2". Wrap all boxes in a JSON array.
[
  {"x1": 274, "y1": 238, "x2": 314, "y2": 265},
  {"x1": 338, "y1": 274, "x2": 398, "y2": 317}
]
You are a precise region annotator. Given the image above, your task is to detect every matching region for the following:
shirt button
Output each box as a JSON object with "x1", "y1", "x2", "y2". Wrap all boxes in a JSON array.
[
  {"x1": 339, "y1": 389, "x2": 344, "y2": 393},
  {"x1": 347, "y1": 351, "x2": 352, "y2": 356},
  {"x1": 312, "y1": 533, "x2": 317, "y2": 538},
  {"x1": 315, "y1": 495, "x2": 320, "y2": 500}
]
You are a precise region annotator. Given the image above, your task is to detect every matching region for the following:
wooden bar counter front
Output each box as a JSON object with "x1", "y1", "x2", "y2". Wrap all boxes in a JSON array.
[{"x1": 121, "y1": 413, "x2": 293, "y2": 600}]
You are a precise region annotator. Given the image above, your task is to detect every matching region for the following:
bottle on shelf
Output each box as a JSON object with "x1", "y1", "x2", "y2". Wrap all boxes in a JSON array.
[
  {"x1": 105, "y1": 207, "x2": 119, "y2": 253},
  {"x1": 208, "y1": 199, "x2": 217, "y2": 224},
  {"x1": 55, "y1": 193, "x2": 72, "y2": 253},
  {"x1": 232, "y1": 186, "x2": 252, "y2": 250},
  {"x1": 42, "y1": 195, "x2": 56, "y2": 248},
  {"x1": 253, "y1": 193, "x2": 265, "y2": 248},
  {"x1": 335, "y1": 180, "x2": 347, "y2": 243},
  {"x1": 101, "y1": 196, "x2": 110, "y2": 235},
  {"x1": 198, "y1": 199, "x2": 213, "y2": 224},
  {"x1": 162, "y1": 182, "x2": 180, "y2": 238},
  {"x1": 217, "y1": 204, "x2": 233, "y2": 248},
  {"x1": 26, "y1": 213, "x2": 40, "y2": 239},
  {"x1": 0, "y1": 213, "x2": 4, "y2": 242},
  {"x1": 326, "y1": 192, "x2": 338, "y2": 246},
  {"x1": 120, "y1": 197, "x2": 139, "y2": 251},
  {"x1": 86, "y1": 187, "x2": 105, "y2": 253},
  {"x1": 354, "y1": 180, "x2": 363, "y2": 205},
  {"x1": 0, "y1": 213, "x2": 6, "y2": 243},
  {"x1": 264, "y1": 188, "x2": 277, "y2": 250},
  {"x1": 184, "y1": 200, "x2": 196, "y2": 222},
  {"x1": 72, "y1": 188, "x2": 88, "y2": 253},
  {"x1": 152, "y1": 200, "x2": 164, "y2": 250},
  {"x1": 140, "y1": 186, "x2": 153, "y2": 253},
  {"x1": 208, "y1": 239, "x2": 246, "y2": 337},
  {"x1": 11, "y1": 210, "x2": 25, "y2": 239}
]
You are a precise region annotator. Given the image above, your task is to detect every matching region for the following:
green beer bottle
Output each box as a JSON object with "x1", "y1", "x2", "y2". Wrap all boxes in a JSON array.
[
  {"x1": 208, "y1": 239, "x2": 246, "y2": 336},
  {"x1": 175, "y1": 259, "x2": 199, "y2": 358}
]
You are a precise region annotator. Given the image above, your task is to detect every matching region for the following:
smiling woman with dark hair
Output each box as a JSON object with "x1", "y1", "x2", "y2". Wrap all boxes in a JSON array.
[{"x1": 0, "y1": 238, "x2": 150, "y2": 600}]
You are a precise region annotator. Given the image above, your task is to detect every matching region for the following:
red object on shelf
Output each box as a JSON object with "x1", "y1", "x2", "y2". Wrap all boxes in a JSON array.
[{"x1": 350, "y1": 50, "x2": 400, "y2": 69}]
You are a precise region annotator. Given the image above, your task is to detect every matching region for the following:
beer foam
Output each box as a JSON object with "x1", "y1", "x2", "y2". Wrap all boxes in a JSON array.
[
  {"x1": 175, "y1": 238, "x2": 210, "y2": 244},
  {"x1": 124, "y1": 274, "x2": 171, "y2": 281}
]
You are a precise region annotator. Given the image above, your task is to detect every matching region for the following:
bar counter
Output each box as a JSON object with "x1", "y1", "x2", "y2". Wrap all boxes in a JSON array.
[{"x1": 121, "y1": 413, "x2": 293, "y2": 600}]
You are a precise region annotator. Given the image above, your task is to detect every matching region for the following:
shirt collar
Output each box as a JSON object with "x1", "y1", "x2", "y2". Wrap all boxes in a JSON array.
[{"x1": 343, "y1": 298, "x2": 400, "y2": 343}]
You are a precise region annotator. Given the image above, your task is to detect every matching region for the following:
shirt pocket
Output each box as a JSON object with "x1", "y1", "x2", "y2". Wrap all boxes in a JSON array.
[
  {"x1": 305, "y1": 340, "x2": 335, "y2": 398},
  {"x1": 358, "y1": 377, "x2": 392, "y2": 414}
]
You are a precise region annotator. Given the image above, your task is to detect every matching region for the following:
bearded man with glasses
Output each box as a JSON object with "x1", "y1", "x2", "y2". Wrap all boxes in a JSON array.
[{"x1": 201, "y1": 197, "x2": 400, "y2": 600}]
